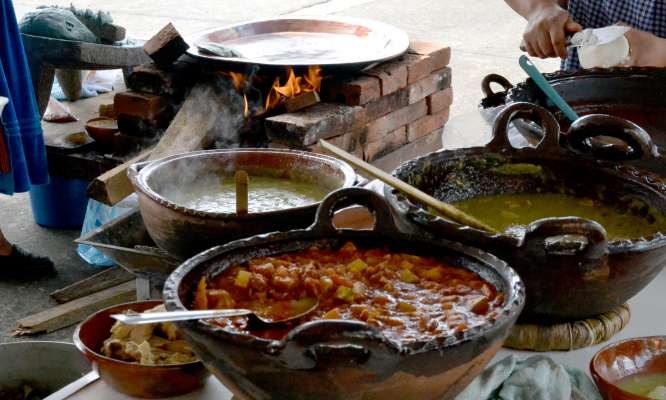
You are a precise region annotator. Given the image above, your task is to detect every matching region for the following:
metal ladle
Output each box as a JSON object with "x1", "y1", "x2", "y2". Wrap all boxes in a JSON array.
[{"x1": 111, "y1": 298, "x2": 319, "y2": 326}]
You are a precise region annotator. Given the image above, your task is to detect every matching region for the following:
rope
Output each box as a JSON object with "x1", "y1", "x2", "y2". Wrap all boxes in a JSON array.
[{"x1": 504, "y1": 304, "x2": 631, "y2": 352}]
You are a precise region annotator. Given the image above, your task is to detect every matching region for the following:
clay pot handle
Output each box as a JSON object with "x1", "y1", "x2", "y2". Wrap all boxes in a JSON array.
[
  {"x1": 481, "y1": 74, "x2": 513, "y2": 97},
  {"x1": 522, "y1": 217, "x2": 608, "y2": 265},
  {"x1": 311, "y1": 187, "x2": 398, "y2": 235},
  {"x1": 127, "y1": 160, "x2": 152, "y2": 187},
  {"x1": 488, "y1": 102, "x2": 561, "y2": 153},
  {"x1": 566, "y1": 114, "x2": 659, "y2": 161},
  {"x1": 279, "y1": 320, "x2": 389, "y2": 370}
]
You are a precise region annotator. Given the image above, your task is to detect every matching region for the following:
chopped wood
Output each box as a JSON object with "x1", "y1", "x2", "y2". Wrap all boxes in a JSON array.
[
  {"x1": 50, "y1": 266, "x2": 134, "y2": 304},
  {"x1": 284, "y1": 91, "x2": 320, "y2": 113},
  {"x1": 88, "y1": 75, "x2": 244, "y2": 205},
  {"x1": 87, "y1": 148, "x2": 152, "y2": 206},
  {"x1": 148, "y1": 79, "x2": 244, "y2": 160},
  {"x1": 13, "y1": 281, "x2": 136, "y2": 336},
  {"x1": 143, "y1": 23, "x2": 189, "y2": 66},
  {"x1": 98, "y1": 103, "x2": 116, "y2": 118}
]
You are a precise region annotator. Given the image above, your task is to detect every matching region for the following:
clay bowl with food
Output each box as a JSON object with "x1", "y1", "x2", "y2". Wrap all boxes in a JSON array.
[
  {"x1": 85, "y1": 117, "x2": 119, "y2": 152},
  {"x1": 481, "y1": 68, "x2": 666, "y2": 173},
  {"x1": 0, "y1": 341, "x2": 90, "y2": 399},
  {"x1": 129, "y1": 148, "x2": 356, "y2": 259},
  {"x1": 163, "y1": 187, "x2": 525, "y2": 400},
  {"x1": 591, "y1": 336, "x2": 666, "y2": 400},
  {"x1": 73, "y1": 300, "x2": 210, "y2": 398},
  {"x1": 385, "y1": 102, "x2": 666, "y2": 323}
]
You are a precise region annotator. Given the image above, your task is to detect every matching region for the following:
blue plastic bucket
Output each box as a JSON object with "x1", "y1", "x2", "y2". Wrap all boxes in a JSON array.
[{"x1": 29, "y1": 176, "x2": 89, "y2": 229}]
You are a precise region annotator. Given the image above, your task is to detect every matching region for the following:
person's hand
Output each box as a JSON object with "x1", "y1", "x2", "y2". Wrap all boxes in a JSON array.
[
  {"x1": 522, "y1": 2, "x2": 582, "y2": 59},
  {"x1": 622, "y1": 27, "x2": 666, "y2": 67}
]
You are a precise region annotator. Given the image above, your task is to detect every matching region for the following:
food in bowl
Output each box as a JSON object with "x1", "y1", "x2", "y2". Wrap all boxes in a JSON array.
[
  {"x1": 172, "y1": 175, "x2": 328, "y2": 213},
  {"x1": 194, "y1": 241, "x2": 505, "y2": 342},
  {"x1": 101, "y1": 305, "x2": 197, "y2": 366},
  {"x1": 616, "y1": 373, "x2": 666, "y2": 399},
  {"x1": 0, "y1": 385, "x2": 45, "y2": 400},
  {"x1": 454, "y1": 193, "x2": 666, "y2": 240}
]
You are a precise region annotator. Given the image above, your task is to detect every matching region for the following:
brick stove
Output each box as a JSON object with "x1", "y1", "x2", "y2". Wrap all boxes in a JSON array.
[{"x1": 114, "y1": 41, "x2": 451, "y2": 172}]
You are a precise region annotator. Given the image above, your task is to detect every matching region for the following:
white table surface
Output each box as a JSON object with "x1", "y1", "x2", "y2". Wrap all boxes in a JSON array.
[
  {"x1": 73, "y1": 116, "x2": 666, "y2": 398},
  {"x1": 70, "y1": 269, "x2": 666, "y2": 399}
]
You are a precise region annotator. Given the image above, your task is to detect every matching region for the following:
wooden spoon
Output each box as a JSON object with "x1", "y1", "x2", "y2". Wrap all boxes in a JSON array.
[
  {"x1": 318, "y1": 139, "x2": 498, "y2": 233},
  {"x1": 235, "y1": 170, "x2": 249, "y2": 215}
]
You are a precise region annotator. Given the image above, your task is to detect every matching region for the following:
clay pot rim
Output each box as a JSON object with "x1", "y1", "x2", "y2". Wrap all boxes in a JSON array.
[
  {"x1": 506, "y1": 66, "x2": 666, "y2": 105},
  {"x1": 129, "y1": 148, "x2": 357, "y2": 220},
  {"x1": 589, "y1": 335, "x2": 666, "y2": 399},
  {"x1": 73, "y1": 299, "x2": 204, "y2": 370},
  {"x1": 387, "y1": 147, "x2": 666, "y2": 253},
  {"x1": 163, "y1": 193, "x2": 526, "y2": 357}
]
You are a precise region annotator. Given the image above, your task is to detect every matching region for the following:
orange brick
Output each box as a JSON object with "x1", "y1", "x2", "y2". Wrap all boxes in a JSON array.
[
  {"x1": 409, "y1": 42, "x2": 451, "y2": 67},
  {"x1": 366, "y1": 100, "x2": 427, "y2": 144},
  {"x1": 323, "y1": 129, "x2": 367, "y2": 152},
  {"x1": 114, "y1": 91, "x2": 168, "y2": 119},
  {"x1": 363, "y1": 61, "x2": 408, "y2": 96},
  {"x1": 265, "y1": 103, "x2": 366, "y2": 146},
  {"x1": 372, "y1": 129, "x2": 443, "y2": 172},
  {"x1": 426, "y1": 87, "x2": 453, "y2": 114},
  {"x1": 407, "y1": 108, "x2": 450, "y2": 142},
  {"x1": 365, "y1": 126, "x2": 407, "y2": 161},
  {"x1": 406, "y1": 42, "x2": 451, "y2": 84},
  {"x1": 363, "y1": 88, "x2": 409, "y2": 120},
  {"x1": 320, "y1": 75, "x2": 381, "y2": 106},
  {"x1": 408, "y1": 68, "x2": 451, "y2": 104}
]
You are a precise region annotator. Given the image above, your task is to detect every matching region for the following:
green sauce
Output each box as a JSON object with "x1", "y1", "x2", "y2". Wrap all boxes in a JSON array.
[
  {"x1": 617, "y1": 372, "x2": 666, "y2": 399},
  {"x1": 179, "y1": 176, "x2": 328, "y2": 213},
  {"x1": 454, "y1": 193, "x2": 666, "y2": 240}
]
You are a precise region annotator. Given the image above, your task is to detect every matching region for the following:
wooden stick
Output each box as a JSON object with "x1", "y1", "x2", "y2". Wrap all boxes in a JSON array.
[
  {"x1": 14, "y1": 281, "x2": 136, "y2": 336},
  {"x1": 318, "y1": 139, "x2": 498, "y2": 233},
  {"x1": 50, "y1": 266, "x2": 134, "y2": 304},
  {"x1": 235, "y1": 170, "x2": 248, "y2": 215},
  {"x1": 285, "y1": 91, "x2": 320, "y2": 113},
  {"x1": 87, "y1": 148, "x2": 152, "y2": 206}
]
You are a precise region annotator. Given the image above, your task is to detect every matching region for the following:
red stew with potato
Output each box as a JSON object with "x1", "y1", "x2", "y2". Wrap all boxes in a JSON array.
[{"x1": 193, "y1": 242, "x2": 504, "y2": 342}]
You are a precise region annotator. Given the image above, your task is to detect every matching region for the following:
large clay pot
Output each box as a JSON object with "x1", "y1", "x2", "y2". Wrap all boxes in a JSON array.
[
  {"x1": 386, "y1": 102, "x2": 666, "y2": 322},
  {"x1": 163, "y1": 188, "x2": 525, "y2": 400},
  {"x1": 129, "y1": 148, "x2": 356, "y2": 259}
]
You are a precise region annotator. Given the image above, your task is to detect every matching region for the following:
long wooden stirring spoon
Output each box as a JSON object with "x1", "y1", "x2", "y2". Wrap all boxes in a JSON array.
[
  {"x1": 318, "y1": 139, "x2": 498, "y2": 233},
  {"x1": 236, "y1": 170, "x2": 249, "y2": 215}
]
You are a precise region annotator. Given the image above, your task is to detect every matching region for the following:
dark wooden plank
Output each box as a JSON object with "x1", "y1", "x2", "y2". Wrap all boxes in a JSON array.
[{"x1": 50, "y1": 266, "x2": 135, "y2": 304}]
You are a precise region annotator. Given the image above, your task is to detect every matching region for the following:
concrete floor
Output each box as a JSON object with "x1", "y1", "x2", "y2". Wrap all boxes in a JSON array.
[{"x1": 1, "y1": 0, "x2": 562, "y2": 343}]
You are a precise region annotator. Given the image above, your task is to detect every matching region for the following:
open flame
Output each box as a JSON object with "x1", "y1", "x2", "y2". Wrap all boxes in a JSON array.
[{"x1": 222, "y1": 66, "x2": 322, "y2": 118}]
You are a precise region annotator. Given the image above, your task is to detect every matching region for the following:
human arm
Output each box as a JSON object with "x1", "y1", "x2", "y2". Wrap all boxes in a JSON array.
[
  {"x1": 505, "y1": 0, "x2": 582, "y2": 59},
  {"x1": 622, "y1": 28, "x2": 666, "y2": 67}
]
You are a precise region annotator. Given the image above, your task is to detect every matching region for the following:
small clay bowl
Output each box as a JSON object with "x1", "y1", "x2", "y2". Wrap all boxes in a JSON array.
[
  {"x1": 590, "y1": 336, "x2": 666, "y2": 399},
  {"x1": 85, "y1": 117, "x2": 119, "y2": 151},
  {"x1": 73, "y1": 300, "x2": 210, "y2": 398}
]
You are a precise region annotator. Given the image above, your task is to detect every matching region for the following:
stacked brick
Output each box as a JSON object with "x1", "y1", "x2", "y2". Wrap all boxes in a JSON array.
[
  {"x1": 111, "y1": 60, "x2": 199, "y2": 154},
  {"x1": 265, "y1": 42, "x2": 452, "y2": 171}
]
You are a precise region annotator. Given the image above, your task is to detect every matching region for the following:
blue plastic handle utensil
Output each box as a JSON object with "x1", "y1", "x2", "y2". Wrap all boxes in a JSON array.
[{"x1": 519, "y1": 55, "x2": 580, "y2": 122}]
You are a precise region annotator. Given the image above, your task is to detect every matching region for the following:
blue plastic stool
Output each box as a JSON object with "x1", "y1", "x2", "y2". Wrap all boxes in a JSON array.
[{"x1": 29, "y1": 175, "x2": 89, "y2": 229}]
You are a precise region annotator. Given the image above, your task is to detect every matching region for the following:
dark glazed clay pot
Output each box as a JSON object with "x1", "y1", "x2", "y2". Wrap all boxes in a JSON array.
[
  {"x1": 129, "y1": 148, "x2": 356, "y2": 259},
  {"x1": 480, "y1": 68, "x2": 666, "y2": 172},
  {"x1": 163, "y1": 187, "x2": 525, "y2": 400},
  {"x1": 386, "y1": 102, "x2": 666, "y2": 323}
]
